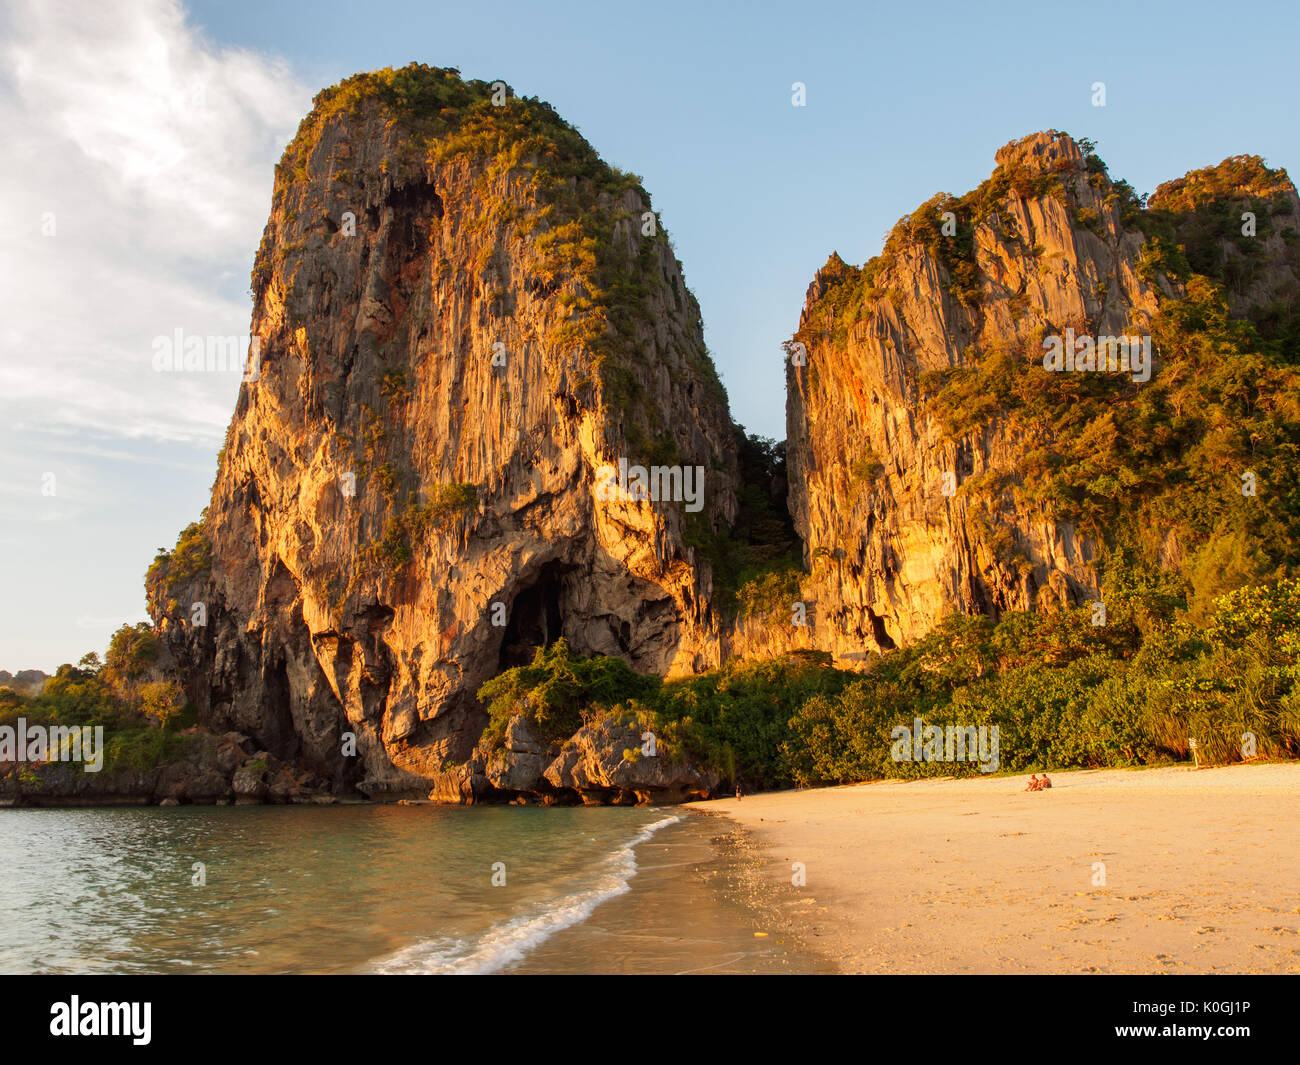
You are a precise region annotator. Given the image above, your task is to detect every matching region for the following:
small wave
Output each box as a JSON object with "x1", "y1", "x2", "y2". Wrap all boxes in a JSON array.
[{"x1": 371, "y1": 815, "x2": 681, "y2": 974}]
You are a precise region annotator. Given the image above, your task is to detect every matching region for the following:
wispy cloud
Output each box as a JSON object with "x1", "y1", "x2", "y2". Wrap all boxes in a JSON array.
[
  {"x1": 0, "y1": 0, "x2": 311, "y2": 445},
  {"x1": 0, "y1": 0, "x2": 312, "y2": 670}
]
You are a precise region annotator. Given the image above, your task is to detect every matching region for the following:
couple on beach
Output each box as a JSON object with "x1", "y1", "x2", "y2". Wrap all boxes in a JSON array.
[{"x1": 1025, "y1": 774, "x2": 1052, "y2": 791}]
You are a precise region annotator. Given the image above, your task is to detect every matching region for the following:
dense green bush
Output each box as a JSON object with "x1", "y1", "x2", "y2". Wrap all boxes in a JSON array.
[
  {"x1": 477, "y1": 638, "x2": 661, "y2": 748},
  {"x1": 0, "y1": 657, "x2": 196, "y2": 779},
  {"x1": 652, "y1": 652, "x2": 855, "y2": 790}
]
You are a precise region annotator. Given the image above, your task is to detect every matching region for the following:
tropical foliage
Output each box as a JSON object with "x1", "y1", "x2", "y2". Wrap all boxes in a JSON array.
[{"x1": 477, "y1": 574, "x2": 1300, "y2": 790}]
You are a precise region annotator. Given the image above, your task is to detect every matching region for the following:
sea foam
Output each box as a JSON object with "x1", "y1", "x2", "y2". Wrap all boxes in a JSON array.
[{"x1": 370, "y1": 815, "x2": 681, "y2": 975}]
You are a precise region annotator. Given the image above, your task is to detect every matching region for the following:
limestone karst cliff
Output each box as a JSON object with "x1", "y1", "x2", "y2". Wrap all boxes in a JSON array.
[
  {"x1": 147, "y1": 66, "x2": 739, "y2": 799},
  {"x1": 783, "y1": 130, "x2": 1300, "y2": 662}
]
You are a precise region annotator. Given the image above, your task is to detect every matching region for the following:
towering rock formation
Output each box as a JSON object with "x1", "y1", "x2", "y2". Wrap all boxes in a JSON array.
[
  {"x1": 785, "y1": 131, "x2": 1299, "y2": 661},
  {"x1": 147, "y1": 88, "x2": 1299, "y2": 801},
  {"x1": 148, "y1": 66, "x2": 738, "y2": 797}
]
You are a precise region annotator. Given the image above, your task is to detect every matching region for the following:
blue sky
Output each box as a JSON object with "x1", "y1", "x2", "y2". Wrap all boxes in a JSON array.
[{"x1": 2, "y1": 0, "x2": 1298, "y2": 670}]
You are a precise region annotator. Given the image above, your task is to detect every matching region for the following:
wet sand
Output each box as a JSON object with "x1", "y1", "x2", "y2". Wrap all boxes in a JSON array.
[
  {"x1": 510, "y1": 813, "x2": 836, "y2": 974},
  {"x1": 687, "y1": 762, "x2": 1300, "y2": 974}
]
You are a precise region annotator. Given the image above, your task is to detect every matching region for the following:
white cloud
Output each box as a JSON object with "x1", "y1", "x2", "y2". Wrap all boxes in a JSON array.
[{"x1": 0, "y1": 0, "x2": 312, "y2": 445}]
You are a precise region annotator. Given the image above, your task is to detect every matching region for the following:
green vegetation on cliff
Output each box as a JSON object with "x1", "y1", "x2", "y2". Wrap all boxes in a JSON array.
[
  {"x1": 919, "y1": 274, "x2": 1300, "y2": 612},
  {"x1": 1147, "y1": 154, "x2": 1300, "y2": 358},
  {"x1": 367, "y1": 482, "x2": 479, "y2": 574},
  {"x1": 145, "y1": 518, "x2": 212, "y2": 615},
  {"x1": 801, "y1": 141, "x2": 1300, "y2": 619},
  {"x1": 685, "y1": 428, "x2": 801, "y2": 612}
]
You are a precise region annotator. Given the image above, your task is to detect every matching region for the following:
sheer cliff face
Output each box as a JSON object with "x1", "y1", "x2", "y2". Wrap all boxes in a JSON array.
[
  {"x1": 785, "y1": 132, "x2": 1169, "y2": 660},
  {"x1": 151, "y1": 71, "x2": 738, "y2": 795}
]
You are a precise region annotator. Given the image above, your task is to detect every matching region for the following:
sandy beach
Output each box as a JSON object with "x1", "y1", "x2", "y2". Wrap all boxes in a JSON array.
[{"x1": 687, "y1": 763, "x2": 1300, "y2": 974}]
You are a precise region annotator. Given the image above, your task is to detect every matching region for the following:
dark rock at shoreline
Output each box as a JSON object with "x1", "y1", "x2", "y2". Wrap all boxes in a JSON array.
[
  {"x1": 421, "y1": 712, "x2": 720, "y2": 806},
  {"x1": 0, "y1": 729, "x2": 332, "y2": 808},
  {"x1": 544, "y1": 717, "x2": 719, "y2": 804},
  {"x1": 485, "y1": 717, "x2": 555, "y2": 794}
]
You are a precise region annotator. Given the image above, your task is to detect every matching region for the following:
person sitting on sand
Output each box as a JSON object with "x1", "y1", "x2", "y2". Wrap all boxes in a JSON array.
[
  {"x1": 1040, "y1": 774, "x2": 1052, "y2": 789},
  {"x1": 1025, "y1": 774, "x2": 1040, "y2": 791}
]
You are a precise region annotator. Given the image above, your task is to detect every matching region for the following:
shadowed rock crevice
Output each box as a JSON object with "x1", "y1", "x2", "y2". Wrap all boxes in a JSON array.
[{"x1": 499, "y1": 561, "x2": 570, "y2": 670}]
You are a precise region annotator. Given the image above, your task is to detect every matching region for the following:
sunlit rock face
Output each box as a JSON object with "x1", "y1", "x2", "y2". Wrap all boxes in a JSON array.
[
  {"x1": 149, "y1": 68, "x2": 738, "y2": 797},
  {"x1": 786, "y1": 132, "x2": 1179, "y2": 662}
]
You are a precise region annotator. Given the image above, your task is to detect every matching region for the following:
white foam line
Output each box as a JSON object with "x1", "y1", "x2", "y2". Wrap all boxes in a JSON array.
[{"x1": 371, "y1": 815, "x2": 681, "y2": 975}]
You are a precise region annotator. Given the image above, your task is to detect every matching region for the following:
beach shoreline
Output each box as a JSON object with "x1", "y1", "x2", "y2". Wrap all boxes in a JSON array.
[
  {"x1": 1, "y1": 803, "x2": 833, "y2": 975},
  {"x1": 685, "y1": 762, "x2": 1300, "y2": 974},
  {"x1": 508, "y1": 811, "x2": 838, "y2": 974}
]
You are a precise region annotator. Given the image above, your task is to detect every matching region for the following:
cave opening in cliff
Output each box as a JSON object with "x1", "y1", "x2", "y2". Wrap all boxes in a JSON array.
[
  {"x1": 498, "y1": 562, "x2": 572, "y2": 670},
  {"x1": 867, "y1": 609, "x2": 896, "y2": 651}
]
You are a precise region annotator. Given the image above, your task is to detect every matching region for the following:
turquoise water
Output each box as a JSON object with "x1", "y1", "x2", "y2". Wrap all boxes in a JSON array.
[{"x1": 0, "y1": 805, "x2": 825, "y2": 974}]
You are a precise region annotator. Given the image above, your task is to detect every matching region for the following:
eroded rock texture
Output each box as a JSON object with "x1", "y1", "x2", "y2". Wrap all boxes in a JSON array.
[
  {"x1": 786, "y1": 134, "x2": 1136, "y2": 658},
  {"x1": 149, "y1": 69, "x2": 738, "y2": 797},
  {"x1": 783, "y1": 131, "x2": 1298, "y2": 662}
]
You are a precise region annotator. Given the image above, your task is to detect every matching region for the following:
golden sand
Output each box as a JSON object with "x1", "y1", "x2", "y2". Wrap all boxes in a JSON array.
[{"x1": 687, "y1": 762, "x2": 1300, "y2": 974}]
